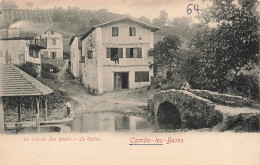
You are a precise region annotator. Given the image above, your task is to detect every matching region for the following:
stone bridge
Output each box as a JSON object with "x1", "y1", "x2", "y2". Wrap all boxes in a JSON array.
[{"x1": 147, "y1": 89, "x2": 255, "y2": 129}]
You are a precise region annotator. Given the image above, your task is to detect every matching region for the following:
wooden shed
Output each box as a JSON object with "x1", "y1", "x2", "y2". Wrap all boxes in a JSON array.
[{"x1": 0, "y1": 64, "x2": 53, "y2": 134}]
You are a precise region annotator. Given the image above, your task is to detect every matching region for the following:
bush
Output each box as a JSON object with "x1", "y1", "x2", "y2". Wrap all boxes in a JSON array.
[
  {"x1": 41, "y1": 70, "x2": 56, "y2": 80},
  {"x1": 16, "y1": 62, "x2": 38, "y2": 78},
  {"x1": 229, "y1": 74, "x2": 259, "y2": 101},
  {"x1": 41, "y1": 63, "x2": 60, "y2": 73}
]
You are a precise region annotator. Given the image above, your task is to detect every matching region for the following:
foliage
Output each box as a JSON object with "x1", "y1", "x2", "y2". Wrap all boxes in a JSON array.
[
  {"x1": 41, "y1": 63, "x2": 60, "y2": 73},
  {"x1": 16, "y1": 62, "x2": 38, "y2": 78},
  {"x1": 1, "y1": 7, "x2": 122, "y2": 34},
  {"x1": 138, "y1": 16, "x2": 152, "y2": 24},
  {"x1": 25, "y1": 2, "x2": 33, "y2": 8},
  {"x1": 152, "y1": 10, "x2": 168, "y2": 27},
  {"x1": 148, "y1": 35, "x2": 183, "y2": 76},
  {"x1": 0, "y1": 0, "x2": 18, "y2": 10},
  {"x1": 188, "y1": 0, "x2": 259, "y2": 99}
]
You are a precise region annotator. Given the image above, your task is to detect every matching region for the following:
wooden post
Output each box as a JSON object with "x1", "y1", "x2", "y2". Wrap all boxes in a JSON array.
[
  {"x1": 17, "y1": 97, "x2": 21, "y2": 122},
  {"x1": 0, "y1": 97, "x2": 4, "y2": 134},
  {"x1": 43, "y1": 96, "x2": 48, "y2": 121},
  {"x1": 36, "y1": 96, "x2": 40, "y2": 133}
]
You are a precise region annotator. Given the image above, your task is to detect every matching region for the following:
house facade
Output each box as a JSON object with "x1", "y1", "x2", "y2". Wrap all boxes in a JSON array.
[
  {"x1": 80, "y1": 16, "x2": 159, "y2": 93},
  {"x1": 0, "y1": 28, "x2": 47, "y2": 76},
  {"x1": 69, "y1": 34, "x2": 84, "y2": 78},
  {"x1": 39, "y1": 30, "x2": 63, "y2": 60}
]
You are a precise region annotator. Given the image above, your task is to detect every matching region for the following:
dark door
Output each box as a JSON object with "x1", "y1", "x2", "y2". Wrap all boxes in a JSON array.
[{"x1": 121, "y1": 73, "x2": 129, "y2": 89}]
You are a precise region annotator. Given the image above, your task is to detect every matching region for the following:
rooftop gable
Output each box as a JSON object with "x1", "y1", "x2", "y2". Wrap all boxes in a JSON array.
[
  {"x1": 69, "y1": 33, "x2": 84, "y2": 45},
  {"x1": 81, "y1": 16, "x2": 160, "y2": 40}
]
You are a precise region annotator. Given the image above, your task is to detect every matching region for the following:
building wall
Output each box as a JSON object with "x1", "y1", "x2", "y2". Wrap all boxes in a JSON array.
[
  {"x1": 82, "y1": 20, "x2": 155, "y2": 93},
  {"x1": 102, "y1": 65, "x2": 153, "y2": 92},
  {"x1": 0, "y1": 40, "x2": 28, "y2": 65},
  {"x1": 40, "y1": 31, "x2": 63, "y2": 59},
  {"x1": 101, "y1": 20, "x2": 154, "y2": 47},
  {"x1": 82, "y1": 30, "x2": 100, "y2": 91},
  {"x1": 70, "y1": 36, "x2": 82, "y2": 78},
  {"x1": 99, "y1": 21, "x2": 154, "y2": 92}
]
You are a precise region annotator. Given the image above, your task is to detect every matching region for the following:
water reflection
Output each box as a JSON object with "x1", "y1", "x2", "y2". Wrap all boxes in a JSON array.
[{"x1": 67, "y1": 113, "x2": 153, "y2": 132}]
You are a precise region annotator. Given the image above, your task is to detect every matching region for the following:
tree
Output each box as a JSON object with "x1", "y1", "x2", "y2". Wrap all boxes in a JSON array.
[
  {"x1": 152, "y1": 10, "x2": 168, "y2": 27},
  {"x1": 168, "y1": 17, "x2": 193, "y2": 39},
  {"x1": 25, "y1": 2, "x2": 34, "y2": 8},
  {"x1": 138, "y1": 16, "x2": 152, "y2": 24},
  {"x1": 148, "y1": 35, "x2": 183, "y2": 76},
  {"x1": 190, "y1": 0, "x2": 259, "y2": 96},
  {"x1": 0, "y1": 0, "x2": 18, "y2": 10}
]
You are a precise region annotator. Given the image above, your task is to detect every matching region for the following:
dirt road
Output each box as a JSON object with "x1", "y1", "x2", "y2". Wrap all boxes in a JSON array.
[{"x1": 54, "y1": 62, "x2": 159, "y2": 118}]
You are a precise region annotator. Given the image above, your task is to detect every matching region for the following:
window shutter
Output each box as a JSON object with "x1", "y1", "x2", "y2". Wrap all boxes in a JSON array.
[
  {"x1": 118, "y1": 48, "x2": 123, "y2": 58},
  {"x1": 106, "y1": 48, "x2": 111, "y2": 58},
  {"x1": 126, "y1": 48, "x2": 130, "y2": 58},
  {"x1": 133, "y1": 28, "x2": 136, "y2": 36},
  {"x1": 137, "y1": 48, "x2": 142, "y2": 58},
  {"x1": 133, "y1": 48, "x2": 138, "y2": 58}
]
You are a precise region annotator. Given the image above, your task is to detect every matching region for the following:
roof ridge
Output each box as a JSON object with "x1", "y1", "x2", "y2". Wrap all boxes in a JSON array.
[{"x1": 80, "y1": 16, "x2": 160, "y2": 40}]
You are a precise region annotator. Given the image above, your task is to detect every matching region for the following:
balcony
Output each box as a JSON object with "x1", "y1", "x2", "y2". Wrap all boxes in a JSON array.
[{"x1": 30, "y1": 38, "x2": 47, "y2": 49}]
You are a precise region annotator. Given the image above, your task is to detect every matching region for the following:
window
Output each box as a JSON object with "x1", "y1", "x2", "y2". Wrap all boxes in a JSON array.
[
  {"x1": 34, "y1": 51, "x2": 39, "y2": 58},
  {"x1": 112, "y1": 27, "x2": 118, "y2": 36},
  {"x1": 29, "y1": 48, "x2": 33, "y2": 57},
  {"x1": 51, "y1": 52, "x2": 56, "y2": 59},
  {"x1": 0, "y1": 50, "x2": 3, "y2": 57},
  {"x1": 52, "y1": 39, "x2": 57, "y2": 45},
  {"x1": 87, "y1": 50, "x2": 93, "y2": 59},
  {"x1": 81, "y1": 56, "x2": 85, "y2": 63},
  {"x1": 126, "y1": 48, "x2": 142, "y2": 58},
  {"x1": 107, "y1": 48, "x2": 123, "y2": 59},
  {"x1": 135, "y1": 72, "x2": 149, "y2": 82},
  {"x1": 129, "y1": 27, "x2": 136, "y2": 36}
]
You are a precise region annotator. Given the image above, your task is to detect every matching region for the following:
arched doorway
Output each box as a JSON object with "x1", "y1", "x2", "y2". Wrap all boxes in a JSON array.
[{"x1": 157, "y1": 101, "x2": 182, "y2": 129}]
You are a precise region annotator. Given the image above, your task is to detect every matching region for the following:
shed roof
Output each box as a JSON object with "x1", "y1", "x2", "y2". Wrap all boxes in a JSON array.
[{"x1": 0, "y1": 65, "x2": 53, "y2": 97}]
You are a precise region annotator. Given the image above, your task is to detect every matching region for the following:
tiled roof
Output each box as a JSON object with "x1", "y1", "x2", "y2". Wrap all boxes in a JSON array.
[{"x1": 0, "y1": 65, "x2": 53, "y2": 97}]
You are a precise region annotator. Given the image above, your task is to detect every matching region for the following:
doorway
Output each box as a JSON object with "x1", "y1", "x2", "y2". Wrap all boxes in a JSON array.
[{"x1": 114, "y1": 72, "x2": 129, "y2": 90}]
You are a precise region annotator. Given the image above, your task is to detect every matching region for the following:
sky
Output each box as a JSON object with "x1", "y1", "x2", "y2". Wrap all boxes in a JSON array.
[{"x1": 11, "y1": 0, "x2": 211, "y2": 20}]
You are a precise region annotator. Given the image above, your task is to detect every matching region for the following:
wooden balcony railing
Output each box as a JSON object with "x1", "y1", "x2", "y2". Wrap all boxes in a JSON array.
[{"x1": 30, "y1": 38, "x2": 47, "y2": 49}]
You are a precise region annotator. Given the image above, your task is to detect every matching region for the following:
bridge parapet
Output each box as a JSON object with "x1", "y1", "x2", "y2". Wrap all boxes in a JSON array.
[
  {"x1": 147, "y1": 89, "x2": 223, "y2": 129},
  {"x1": 189, "y1": 89, "x2": 251, "y2": 107}
]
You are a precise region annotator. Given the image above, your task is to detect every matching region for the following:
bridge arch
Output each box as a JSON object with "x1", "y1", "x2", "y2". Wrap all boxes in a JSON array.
[
  {"x1": 147, "y1": 89, "x2": 223, "y2": 129},
  {"x1": 157, "y1": 101, "x2": 182, "y2": 129}
]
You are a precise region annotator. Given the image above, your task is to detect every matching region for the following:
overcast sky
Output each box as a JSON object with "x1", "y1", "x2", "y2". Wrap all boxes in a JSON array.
[{"x1": 12, "y1": 0, "x2": 211, "y2": 20}]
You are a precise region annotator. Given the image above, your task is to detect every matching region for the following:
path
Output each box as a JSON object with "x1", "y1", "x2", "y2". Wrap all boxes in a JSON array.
[
  {"x1": 56, "y1": 59, "x2": 68, "y2": 83},
  {"x1": 54, "y1": 61, "x2": 158, "y2": 117}
]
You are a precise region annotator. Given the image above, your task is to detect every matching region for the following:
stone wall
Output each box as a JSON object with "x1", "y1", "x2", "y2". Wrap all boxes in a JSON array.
[
  {"x1": 189, "y1": 89, "x2": 252, "y2": 107},
  {"x1": 147, "y1": 89, "x2": 223, "y2": 129}
]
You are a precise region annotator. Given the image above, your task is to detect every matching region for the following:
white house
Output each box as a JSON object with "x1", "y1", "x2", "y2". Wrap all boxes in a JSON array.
[
  {"x1": 69, "y1": 33, "x2": 84, "y2": 78},
  {"x1": 73, "y1": 16, "x2": 159, "y2": 93},
  {"x1": 0, "y1": 28, "x2": 46, "y2": 76},
  {"x1": 39, "y1": 30, "x2": 63, "y2": 60}
]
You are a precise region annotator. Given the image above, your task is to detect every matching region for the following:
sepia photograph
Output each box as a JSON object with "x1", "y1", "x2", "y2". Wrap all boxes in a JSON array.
[{"x1": 0, "y1": 0, "x2": 259, "y2": 164}]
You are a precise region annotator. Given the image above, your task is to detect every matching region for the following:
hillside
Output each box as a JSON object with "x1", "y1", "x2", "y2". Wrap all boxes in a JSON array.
[{"x1": 0, "y1": 8, "x2": 193, "y2": 53}]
